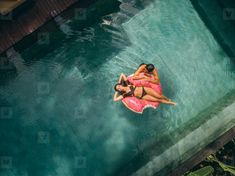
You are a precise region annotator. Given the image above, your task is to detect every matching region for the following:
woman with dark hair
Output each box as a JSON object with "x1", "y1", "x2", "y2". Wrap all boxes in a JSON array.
[
  {"x1": 133, "y1": 63, "x2": 160, "y2": 84},
  {"x1": 113, "y1": 73, "x2": 176, "y2": 105}
]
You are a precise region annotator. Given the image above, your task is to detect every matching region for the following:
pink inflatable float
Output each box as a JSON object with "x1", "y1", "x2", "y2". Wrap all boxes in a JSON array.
[{"x1": 122, "y1": 74, "x2": 162, "y2": 114}]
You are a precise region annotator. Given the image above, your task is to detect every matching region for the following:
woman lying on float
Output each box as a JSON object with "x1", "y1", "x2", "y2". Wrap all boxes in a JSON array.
[{"x1": 113, "y1": 72, "x2": 176, "y2": 113}]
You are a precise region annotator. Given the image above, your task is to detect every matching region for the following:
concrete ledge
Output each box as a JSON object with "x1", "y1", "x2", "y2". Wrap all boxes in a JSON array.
[
  {"x1": 132, "y1": 99, "x2": 235, "y2": 176},
  {"x1": 170, "y1": 125, "x2": 235, "y2": 176}
]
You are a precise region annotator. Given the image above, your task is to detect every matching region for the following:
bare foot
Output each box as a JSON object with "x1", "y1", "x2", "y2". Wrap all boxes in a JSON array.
[{"x1": 169, "y1": 101, "x2": 176, "y2": 106}]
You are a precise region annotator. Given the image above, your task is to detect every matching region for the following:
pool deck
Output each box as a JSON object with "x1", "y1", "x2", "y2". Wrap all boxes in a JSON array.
[{"x1": 0, "y1": 0, "x2": 96, "y2": 55}]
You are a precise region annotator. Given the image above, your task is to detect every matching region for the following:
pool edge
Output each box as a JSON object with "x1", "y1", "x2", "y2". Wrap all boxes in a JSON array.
[
  {"x1": 130, "y1": 99, "x2": 235, "y2": 176},
  {"x1": 169, "y1": 123, "x2": 235, "y2": 176}
]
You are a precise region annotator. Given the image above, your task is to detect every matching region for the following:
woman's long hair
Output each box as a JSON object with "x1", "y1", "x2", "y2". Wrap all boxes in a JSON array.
[{"x1": 114, "y1": 83, "x2": 126, "y2": 95}]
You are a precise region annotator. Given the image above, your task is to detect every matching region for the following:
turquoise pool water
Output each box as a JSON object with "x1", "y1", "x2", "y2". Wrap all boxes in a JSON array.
[{"x1": 0, "y1": 0, "x2": 235, "y2": 175}]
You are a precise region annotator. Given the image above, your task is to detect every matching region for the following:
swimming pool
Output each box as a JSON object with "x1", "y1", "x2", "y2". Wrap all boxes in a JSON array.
[{"x1": 0, "y1": 0, "x2": 235, "y2": 175}]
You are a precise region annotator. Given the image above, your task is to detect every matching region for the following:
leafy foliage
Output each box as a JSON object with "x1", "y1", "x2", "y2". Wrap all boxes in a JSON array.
[
  {"x1": 184, "y1": 139, "x2": 235, "y2": 176},
  {"x1": 186, "y1": 166, "x2": 214, "y2": 176}
]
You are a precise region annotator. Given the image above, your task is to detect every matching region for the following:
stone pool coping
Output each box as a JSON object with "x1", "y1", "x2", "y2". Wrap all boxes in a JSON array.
[
  {"x1": 132, "y1": 100, "x2": 235, "y2": 176},
  {"x1": 171, "y1": 120, "x2": 235, "y2": 176}
]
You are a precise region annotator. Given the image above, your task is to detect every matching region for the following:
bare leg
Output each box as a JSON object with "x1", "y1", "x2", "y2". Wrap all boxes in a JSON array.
[
  {"x1": 162, "y1": 95, "x2": 171, "y2": 101},
  {"x1": 142, "y1": 95, "x2": 176, "y2": 105},
  {"x1": 144, "y1": 87, "x2": 170, "y2": 100}
]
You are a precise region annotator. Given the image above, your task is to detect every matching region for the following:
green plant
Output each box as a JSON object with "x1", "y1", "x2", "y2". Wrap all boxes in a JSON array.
[
  {"x1": 186, "y1": 166, "x2": 214, "y2": 176},
  {"x1": 207, "y1": 154, "x2": 235, "y2": 175}
]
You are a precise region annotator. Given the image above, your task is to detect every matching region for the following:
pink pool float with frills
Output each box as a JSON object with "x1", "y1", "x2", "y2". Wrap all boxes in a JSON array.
[{"x1": 121, "y1": 74, "x2": 162, "y2": 114}]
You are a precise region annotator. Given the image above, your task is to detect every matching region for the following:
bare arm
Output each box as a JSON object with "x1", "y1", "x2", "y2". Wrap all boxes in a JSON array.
[
  {"x1": 135, "y1": 69, "x2": 160, "y2": 84},
  {"x1": 122, "y1": 73, "x2": 128, "y2": 81},
  {"x1": 151, "y1": 69, "x2": 160, "y2": 84},
  {"x1": 118, "y1": 73, "x2": 127, "y2": 83},
  {"x1": 113, "y1": 92, "x2": 123, "y2": 102},
  {"x1": 142, "y1": 69, "x2": 160, "y2": 84},
  {"x1": 114, "y1": 73, "x2": 127, "y2": 102},
  {"x1": 134, "y1": 64, "x2": 146, "y2": 77},
  {"x1": 132, "y1": 75, "x2": 149, "y2": 80}
]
